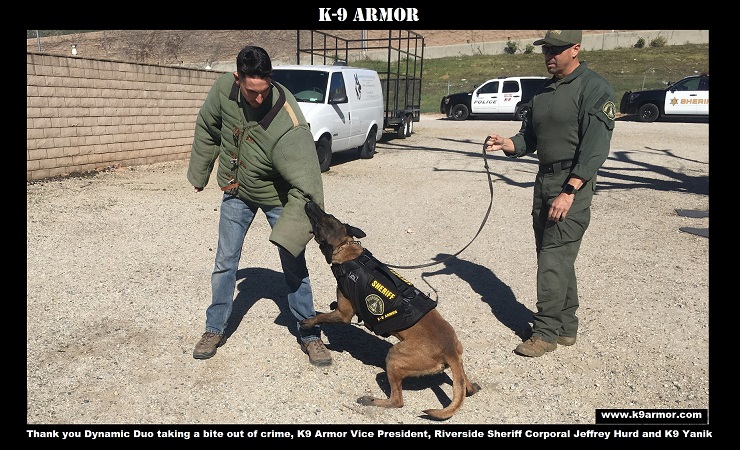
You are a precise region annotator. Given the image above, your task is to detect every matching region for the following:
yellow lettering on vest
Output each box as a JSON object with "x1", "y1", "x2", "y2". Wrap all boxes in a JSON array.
[{"x1": 371, "y1": 279, "x2": 396, "y2": 300}]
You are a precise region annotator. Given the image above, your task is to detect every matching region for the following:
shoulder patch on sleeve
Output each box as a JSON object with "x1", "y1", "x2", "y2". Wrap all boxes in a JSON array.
[
  {"x1": 602, "y1": 100, "x2": 617, "y2": 121},
  {"x1": 589, "y1": 92, "x2": 616, "y2": 129}
]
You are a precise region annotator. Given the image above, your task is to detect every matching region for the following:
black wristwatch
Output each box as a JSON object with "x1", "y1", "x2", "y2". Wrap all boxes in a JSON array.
[{"x1": 562, "y1": 184, "x2": 577, "y2": 196}]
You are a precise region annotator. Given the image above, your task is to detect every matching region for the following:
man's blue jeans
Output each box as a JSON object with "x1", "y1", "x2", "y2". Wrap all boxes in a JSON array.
[{"x1": 204, "y1": 193, "x2": 322, "y2": 343}]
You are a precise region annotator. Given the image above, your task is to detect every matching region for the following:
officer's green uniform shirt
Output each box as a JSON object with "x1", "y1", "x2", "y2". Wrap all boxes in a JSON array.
[{"x1": 508, "y1": 62, "x2": 617, "y2": 183}]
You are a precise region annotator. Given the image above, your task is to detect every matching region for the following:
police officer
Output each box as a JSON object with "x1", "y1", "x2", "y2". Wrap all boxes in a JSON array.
[{"x1": 484, "y1": 30, "x2": 616, "y2": 357}]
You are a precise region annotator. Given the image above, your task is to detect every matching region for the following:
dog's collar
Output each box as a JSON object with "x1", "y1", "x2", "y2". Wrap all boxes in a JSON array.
[{"x1": 332, "y1": 240, "x2": 362, "y2": 256}]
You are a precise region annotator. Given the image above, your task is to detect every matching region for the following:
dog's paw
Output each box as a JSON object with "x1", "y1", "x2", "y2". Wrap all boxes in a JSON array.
[{"x1": 356, "y1": 396, "x2": 376, "y2": 406}]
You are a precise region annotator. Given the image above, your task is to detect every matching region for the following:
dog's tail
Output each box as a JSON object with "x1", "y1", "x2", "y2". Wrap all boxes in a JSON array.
[{"x1": 422, "y1": 362, "x2": 469, "y2": 420}]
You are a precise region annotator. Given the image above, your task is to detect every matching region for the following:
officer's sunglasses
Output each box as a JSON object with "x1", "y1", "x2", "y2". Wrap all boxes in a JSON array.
[{"x1": 541, "y1": 44, "x2": 574, "y2": 56}]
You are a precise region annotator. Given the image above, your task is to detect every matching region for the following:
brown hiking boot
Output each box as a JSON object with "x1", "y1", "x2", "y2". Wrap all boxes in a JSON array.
[
  {"x1": 514, "y1": 337, "x2": 557, "y2": 357},
  {"x1": 301, "y1": 339, "x2": 333, "y2": 366},
  {"x1": 557, "y1": 335, "x2": 577, "y2": 346},
  {"x1": 193, "y1": 332, "x2": 224, "y2": 360}
]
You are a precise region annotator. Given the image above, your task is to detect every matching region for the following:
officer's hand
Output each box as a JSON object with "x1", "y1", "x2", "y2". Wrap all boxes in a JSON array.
[
  {"x1": 484, "y1": 134, "x2": 500, "y2": 152},
  {"x1": 549, "y1": 193, "x2": 575, "y2": 222},
  {"x1": 484, "y1": 134, "x2": 513, "y2": 153}
]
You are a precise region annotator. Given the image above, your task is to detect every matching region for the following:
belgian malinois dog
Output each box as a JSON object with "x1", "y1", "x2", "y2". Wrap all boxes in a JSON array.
[{"x1": 300, "y1": 201, "x2": 480, "y2": 420}]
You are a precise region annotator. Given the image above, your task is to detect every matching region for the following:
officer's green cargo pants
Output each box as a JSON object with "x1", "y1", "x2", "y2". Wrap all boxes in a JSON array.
[{"x1": 530, "y1": 168, "x2": 595, "y2": 343}]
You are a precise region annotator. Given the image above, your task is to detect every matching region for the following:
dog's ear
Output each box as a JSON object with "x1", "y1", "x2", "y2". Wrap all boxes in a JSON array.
[
  {"x1": 319, "y1": 241, "x2": 334, "y2": 264},
  {"x1": 346, "y1": 225, "x2": 366, "y2": 238}
]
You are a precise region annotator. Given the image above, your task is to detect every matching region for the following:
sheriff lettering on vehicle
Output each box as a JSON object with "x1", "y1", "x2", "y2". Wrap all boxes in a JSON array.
[{"x1": 619, "y1": 73, "x2": 709, "y2": 122}]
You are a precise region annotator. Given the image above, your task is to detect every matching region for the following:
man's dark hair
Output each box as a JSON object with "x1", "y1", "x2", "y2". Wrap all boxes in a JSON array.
[{"x1": 236, "y1": 46, "x2": 273, "y2": 79}]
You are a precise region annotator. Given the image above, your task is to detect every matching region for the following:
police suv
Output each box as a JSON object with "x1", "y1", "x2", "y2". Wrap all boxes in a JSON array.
[
  {"x1": 619, "y1": 74, "x2": 709, "y2": 122},
  {"x1": 440, "y1": 76, "x2": 548, "y2": 121}
]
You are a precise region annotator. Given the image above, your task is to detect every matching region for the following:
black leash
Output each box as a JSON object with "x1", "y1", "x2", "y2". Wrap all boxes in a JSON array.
[{"x1": 386, "y1": 137, "x2": 495, "y2": 269}]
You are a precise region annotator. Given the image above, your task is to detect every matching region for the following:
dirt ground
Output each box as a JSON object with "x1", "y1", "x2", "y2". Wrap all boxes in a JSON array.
[{"x1": 26, "y1": 112, "x2": 709, "y2": 434}]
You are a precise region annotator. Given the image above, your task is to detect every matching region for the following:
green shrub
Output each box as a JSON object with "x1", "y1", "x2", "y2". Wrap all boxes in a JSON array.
[
  {"x1": 504, "y1": 40, "x2": 518, "y2": 54},
  {"x1": 523, "y1": 44, "x2": 535, "y2": 54},
  {"x1": 634, "y1": 37, "x2": 646, "y2": 48},
  {"x1": 650, "y1": 36, "x2": 667, "y2": 47}
]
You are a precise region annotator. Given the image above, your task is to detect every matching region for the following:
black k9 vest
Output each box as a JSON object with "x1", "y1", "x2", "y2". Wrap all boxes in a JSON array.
[{"x1": 331, "y1": 249, "x2": 437, "y2": 336}]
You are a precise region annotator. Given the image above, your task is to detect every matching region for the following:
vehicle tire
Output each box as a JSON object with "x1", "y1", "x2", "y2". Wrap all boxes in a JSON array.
[
  {"x1": 451, "y1": 104, "x2": 469, "y2": 121},
  {"x1": 316, "y1": 136, "x2": 332, "y2": 172},
  {"x1": 358, "y1": 127, "x2": 377, "y2": 159},
  {"x1": 514, "y1": 104, "x2": 530, "y2": 121},
  {"x1": 396, "y1": 116, "x2": 408, "y2": 139},
  {"x1": 637, "y1": 103, "x2": 660, "y2": 123},
  {"x1": 405, "y1": 115, "x2": 414, "y2": 136}
]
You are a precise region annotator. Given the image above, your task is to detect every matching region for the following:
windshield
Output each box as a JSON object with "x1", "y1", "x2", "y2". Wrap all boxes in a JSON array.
[{"x1": 272, "y1": 69, "x2": 329, "y2": 103}]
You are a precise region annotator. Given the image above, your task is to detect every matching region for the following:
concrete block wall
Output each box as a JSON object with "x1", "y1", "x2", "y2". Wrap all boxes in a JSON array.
[{"x1": 26, "y1": 52, "x2": 221, "y2": 181}]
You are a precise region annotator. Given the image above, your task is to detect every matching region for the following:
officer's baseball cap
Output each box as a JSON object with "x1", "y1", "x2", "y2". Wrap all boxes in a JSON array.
[{"x1": 533, "y1": 30, "x2": 582, "y2": 46}]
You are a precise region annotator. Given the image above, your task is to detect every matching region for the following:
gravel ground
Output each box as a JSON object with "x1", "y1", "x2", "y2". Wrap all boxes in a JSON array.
[{"x1": 26, "y1": 114, "x2": 709, "y2": 427}]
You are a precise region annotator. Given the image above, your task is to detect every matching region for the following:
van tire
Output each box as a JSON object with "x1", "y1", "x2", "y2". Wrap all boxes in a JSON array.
[
  {"x1": 358, "y1": 127, "x2": 377, "y2": 159},
  {"x1": 316, "y1": 136, "x2": 332, "y2": 172}
]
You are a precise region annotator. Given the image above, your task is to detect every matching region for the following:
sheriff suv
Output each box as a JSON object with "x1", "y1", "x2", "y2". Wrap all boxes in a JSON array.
[
  {"x1": 619, "y1": 74, "x2": 709, "y2": 122},
  {"x1": 440, "y1": 76, "x2": 548, "y2": 121}
]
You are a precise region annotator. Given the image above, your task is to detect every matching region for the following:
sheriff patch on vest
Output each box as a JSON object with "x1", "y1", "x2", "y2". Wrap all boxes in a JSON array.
[{"x1": 331, "y1": 249, "x2": 437, "y2": 337}]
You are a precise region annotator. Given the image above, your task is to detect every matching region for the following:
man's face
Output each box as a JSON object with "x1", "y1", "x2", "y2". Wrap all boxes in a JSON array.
[
  {"x1": 235, "y1": 74, "x2": 272, "y2": 108},
  {"x1": 541, "y1": 43, "x2": 579, "y2": 77}
]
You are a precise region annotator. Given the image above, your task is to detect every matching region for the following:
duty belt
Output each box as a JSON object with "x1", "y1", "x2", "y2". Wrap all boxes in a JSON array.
[{"x1": 539, "y1": 160, "x2": 573, "y2": 174}]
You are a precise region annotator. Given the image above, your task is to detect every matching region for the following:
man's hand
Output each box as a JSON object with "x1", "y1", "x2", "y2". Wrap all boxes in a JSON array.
[
  {"x1": 484, "y1": 134, "x2": 514, "y2": 153},
  {"x1": 548, "y1": 193, "x2": 575, "y2": 222},
  {"x1": 549, "y1": 178, "x2": 584, "y2": 221}
]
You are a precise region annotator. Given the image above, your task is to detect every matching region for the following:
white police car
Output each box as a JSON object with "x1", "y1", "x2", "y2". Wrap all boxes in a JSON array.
[
  {"x1": 440, "y1": 76, "x2": 548, "y2": 121},
  {"x1": 619, "y1": 74, "x2": 709, "y2": 122}
]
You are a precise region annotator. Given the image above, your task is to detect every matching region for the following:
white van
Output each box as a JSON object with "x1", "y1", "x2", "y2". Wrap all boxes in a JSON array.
[{"x1": 272, "y1": 64, "x2": 385, "y2": 172}]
